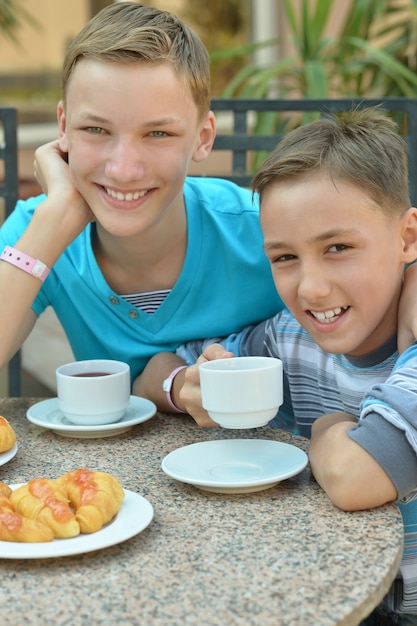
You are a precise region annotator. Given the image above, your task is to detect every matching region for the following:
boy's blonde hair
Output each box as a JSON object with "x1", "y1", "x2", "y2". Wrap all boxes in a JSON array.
[
  {"x1": 62, "y1": 1, "x2": 211, "y2": 118},
  {"x1": 252, "y1": 108, "x2": 410, "y2": 213}
]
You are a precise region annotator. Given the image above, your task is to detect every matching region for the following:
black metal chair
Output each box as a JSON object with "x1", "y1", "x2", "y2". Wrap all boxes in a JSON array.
[
  {"x1": 209, "y1": 97, "x2": 417, "y2": 205},
  {"x1": 0, "y1": 107, "x2": 21, "y2": 396}
]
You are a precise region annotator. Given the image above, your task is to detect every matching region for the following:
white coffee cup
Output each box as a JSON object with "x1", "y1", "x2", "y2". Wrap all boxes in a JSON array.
[
  {"x1": 56, "y1": 359, "x2": 131, "y2": 426},
  {"x1": 199, "y1": 356, "x2": 283, "y2": 429}
]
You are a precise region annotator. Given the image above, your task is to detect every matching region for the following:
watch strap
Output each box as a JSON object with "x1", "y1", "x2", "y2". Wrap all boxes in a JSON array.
[
  {"x1": 162, "y1": 365, "x2": 187, "y2": 413},
  {"x1": 1, "y1": 246, "x2": 50, "y2": 282}
]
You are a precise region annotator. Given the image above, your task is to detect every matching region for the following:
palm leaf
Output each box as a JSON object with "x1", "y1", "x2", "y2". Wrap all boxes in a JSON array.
[{"x1": 347, "y1": 35, "x2": 417, "y2": 92}]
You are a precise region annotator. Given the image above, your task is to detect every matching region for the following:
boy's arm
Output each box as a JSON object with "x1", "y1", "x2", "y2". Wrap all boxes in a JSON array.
[
  {"x1": 309, "y1": 413, "x2": 398, "y2": 511},
  {"x1": 132, "y1": 351, "x2": 188, "y2": 413},
  {"x1": 133, "y1": 321, "x2": 269, "y2": 420},
  {"x1": 132, "y1": 345, "x2": 233, "y2": 425},
  {"x1": 0, "y1": 141, "x2": 92, "y2": 369}
]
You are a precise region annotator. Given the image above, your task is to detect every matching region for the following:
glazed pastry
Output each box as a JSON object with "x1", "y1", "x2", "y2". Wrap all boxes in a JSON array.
[
  {"x1": 10, "y1": 478, "x2": 80, "y2": 538},
  {"x1": 0, "y1": 505, "x2": 54, "y2": 543},
  {"x1": 58, "y1": 468, "x2": 124, "y2": 533},
  {"x1": 0, "y1": 481, "x2": 12, "y2": 501},
  {"x1": 0, "y1": 481, "x2": 53, "y2": 542},
  {"x1": 0, "y1": 416, "x2": 16, "y2": 453},
  {"x1": 0, "y1": 482, "x2": 14, "y2": 513}
]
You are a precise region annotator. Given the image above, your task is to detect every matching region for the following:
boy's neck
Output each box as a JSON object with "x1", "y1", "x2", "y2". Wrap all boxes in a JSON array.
[
  {"x1": 92, "y1": 205, "x2": 188, "y2": 294},
  {"x1": 343, "y1": 333, "x2": 398, "y2": 367}
]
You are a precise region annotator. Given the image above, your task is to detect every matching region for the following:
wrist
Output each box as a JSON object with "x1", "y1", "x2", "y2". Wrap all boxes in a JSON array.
[
  {"x1": 162, "y1": 366, "x2": 187, "y2": 413},
  {"x1": 31, "y1": 195, "x2": 90, "y2": 249},
  {"x1": 1, "y1": 246, "x2": 50, "y2": 282},
  {"x1": 18, "y1": 209, "x2": 73, "y2": 265}
]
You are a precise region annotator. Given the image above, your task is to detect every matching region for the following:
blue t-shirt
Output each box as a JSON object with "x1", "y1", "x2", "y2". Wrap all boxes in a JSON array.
[{"x1": 0, "y1": 177, "x2": 283, "y2": 380}]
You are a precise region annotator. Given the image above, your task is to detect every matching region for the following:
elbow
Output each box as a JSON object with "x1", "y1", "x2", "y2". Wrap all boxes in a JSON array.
[
  {"x1": 309, "y1": 423, "x2": 398, "y2": 511},
  {"x1": 325, "y1": 484, "x2": 395, "y2": 512},
  {"x1": 309, "y1": 447, "x2": 361, "y2": 510},
  {"x1": 310, "y1": 461, "x2": 397, "y2": 512},
  {"x1": 311, "y1": 465, "x2": 362, "y2": 511},
  {"x1": 322, "y1": 481, "x2": 363, "y2": 512}
]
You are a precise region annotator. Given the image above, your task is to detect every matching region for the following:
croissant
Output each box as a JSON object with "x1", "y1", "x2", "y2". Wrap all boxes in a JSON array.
[
  {"x1": 10, "y1": 478, "x2": 80, "y2": 539},
  {"x1": 58, "y1": 468, "x2": 124, "y2": 533},
  {"x1": 0, "y1": 505, "x2": 54, "y2": 543},
  {"x1": 0, "y1": 481, "x2": 53, "y2": 542},
  {"x1": 0, "y1": 481, "x2": 12, "y2": 501},
  {"x1": 0, "y1": 416, "x2": 16, "y2": 453},
  {"x1": 0, "y1": 484, "x2": 14, "y2": 513}
]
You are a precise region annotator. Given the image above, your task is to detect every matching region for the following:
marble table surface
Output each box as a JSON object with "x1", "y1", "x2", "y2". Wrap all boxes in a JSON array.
[{"x1": 0, "y1": 397, "x2": 404, "y2": 626}]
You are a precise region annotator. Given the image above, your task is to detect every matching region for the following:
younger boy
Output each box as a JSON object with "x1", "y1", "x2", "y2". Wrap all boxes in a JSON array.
[{"x1": 148, "y1": 109, "x2": 417, "y2": 622}]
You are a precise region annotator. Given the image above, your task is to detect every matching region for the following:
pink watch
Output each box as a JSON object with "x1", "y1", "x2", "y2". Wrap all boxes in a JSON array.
[
  {"x1": 1, "y1": 246, "x2": 51, "y2": 282},
  {"x1": 162, "y1": 366, "x2": 187, "y2": 413}
]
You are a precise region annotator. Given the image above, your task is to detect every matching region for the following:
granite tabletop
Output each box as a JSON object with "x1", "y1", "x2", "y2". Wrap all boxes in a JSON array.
[{"x1": 0, "y1": 397, "x2": 404, "y2": 626}]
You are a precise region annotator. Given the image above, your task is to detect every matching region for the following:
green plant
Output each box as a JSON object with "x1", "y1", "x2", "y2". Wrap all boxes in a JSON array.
[
  {"x1": 210, "y1": 0, "x2": 417, "y2": 168},
  {"x1": 181, "y1": 0, "x2": 250, "y2": 95},
  {"x1": 0, "y1": 0, "x2": 38, "y2": 45},
  {"x1": 212, "y1": 0, "x2": 417, "y2": 100}
]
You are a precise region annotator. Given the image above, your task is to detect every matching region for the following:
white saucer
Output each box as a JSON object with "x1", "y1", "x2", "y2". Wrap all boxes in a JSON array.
[
  {"x1": 0, "y1": 443, "x2": 18, "y2": 467},
  {"x1": 161, "y1": 439, "x2": 308, "y2": 494},
  {"x1": 0, "y1": 485, "x2": 153, "y2": 559},
  {"x1": 26, "y1": 396, "x2": 157, "y2": 438}
]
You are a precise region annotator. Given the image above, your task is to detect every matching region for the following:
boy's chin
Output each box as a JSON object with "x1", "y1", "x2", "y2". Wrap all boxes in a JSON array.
[{"x1": 313, "y1": 334, "x2": 357, "y2": 356}]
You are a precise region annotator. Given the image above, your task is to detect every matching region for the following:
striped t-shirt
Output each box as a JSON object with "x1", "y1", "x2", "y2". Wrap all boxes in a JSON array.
[{"x1": 121, "y1": 290, "x2": 170, "y2": 315}]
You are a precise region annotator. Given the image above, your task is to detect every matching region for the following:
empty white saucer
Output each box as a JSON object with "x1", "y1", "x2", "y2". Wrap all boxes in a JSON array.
[
  {"x1": 161, "y1": 439, "x2": 308, "y2": 493},
  {"x1": 26, "y1": 396, "x2": 156, "y2": 438}
]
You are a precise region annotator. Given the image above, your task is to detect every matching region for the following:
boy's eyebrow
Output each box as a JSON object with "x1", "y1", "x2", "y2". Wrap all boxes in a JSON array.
[
  {"x1": 78, "y1": 112, "x2": 110, "y2": 124},
  {"x1": 78, "y1": 111, "x2": 183, "y2": 127},
  {"x1": 142, "y1": 117, "x2": 184, "y2": 128},
  {"x1": 264, "y1": 228, "x2": 359, "y2": 250}
]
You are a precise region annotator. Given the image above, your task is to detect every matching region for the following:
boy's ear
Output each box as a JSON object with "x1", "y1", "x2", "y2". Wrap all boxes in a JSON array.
[
  {"x1": 192, "y1": 111, "x2": 216, "y2": 163},
  {"x1": 57, "y1": 100, "x2": 68, "y2": 152},
  {"x1": 401, "y1": 207, "x2": 417, "y2": 262}
]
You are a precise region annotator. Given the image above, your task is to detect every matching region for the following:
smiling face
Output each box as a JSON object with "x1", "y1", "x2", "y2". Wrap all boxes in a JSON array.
[
  {"x1": 57, "y1": 59, "x2": 215, "y2": 239},
  {"x1": 261, "y1": 174, "x2": 417, "y2": 357}
]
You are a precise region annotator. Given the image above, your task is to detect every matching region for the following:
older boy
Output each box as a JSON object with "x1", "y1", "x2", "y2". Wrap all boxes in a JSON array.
[
  {"x1": 148, "y1": 109, "x2": 417, "y2": 622},
  {"x1": 0, "y1": 2, "x2": 282, "y2": 391}
]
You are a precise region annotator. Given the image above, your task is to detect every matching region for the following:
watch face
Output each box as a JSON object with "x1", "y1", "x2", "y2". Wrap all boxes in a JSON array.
[{"x1": 32, "y1": 259, "x2": 48, "y2": 278}]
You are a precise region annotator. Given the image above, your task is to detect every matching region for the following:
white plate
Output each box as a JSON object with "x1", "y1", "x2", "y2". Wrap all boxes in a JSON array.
[
  {"x1": 26, "y1": 396, "x2": 157, "y2": 438},
  {"x1": 0, "y1": 485, "x2": 153, "y2": 559},
  {"x1": 161, "y1": 439, "x2": 308, "y2": 494},
  {"x1": 0, "y1": 443, "x2": 18, "y2": 467}
]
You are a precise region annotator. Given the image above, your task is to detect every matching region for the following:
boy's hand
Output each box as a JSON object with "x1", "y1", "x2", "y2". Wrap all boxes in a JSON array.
[
  {"x1": 178, "y1": 344, "x2": 234, "y2": 427},
  {"x1": 34, "y1": 141, "x2": 94, "y2": 237}
]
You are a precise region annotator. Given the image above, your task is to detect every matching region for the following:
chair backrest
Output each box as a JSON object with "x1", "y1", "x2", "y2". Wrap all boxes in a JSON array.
[
  {"x1": 0, "y1": 107, "x2": 21, "y2": 396},
  {"x1": 0, "y1": 108, "x2": 18, "y2": 219},
  {"x1": 209, "y1": 97, "x2": 417, "y2": 205}
]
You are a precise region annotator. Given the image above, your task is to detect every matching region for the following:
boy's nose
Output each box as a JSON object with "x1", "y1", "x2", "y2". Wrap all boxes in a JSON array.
[
  {"x1": 297, "y1": 266, "x2": 332, "y2": 303},
  {"x1": 105, "y1": 141, "x2": 146, "y2": 182}
]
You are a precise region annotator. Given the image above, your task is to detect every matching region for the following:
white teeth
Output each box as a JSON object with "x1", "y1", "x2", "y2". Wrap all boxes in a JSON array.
[
  {"x1": 310, "y1": 306, "x2": 348, "y2": 323},
  {"x1": 105, "y1": 188, "x2": 147, "y2": 201}
]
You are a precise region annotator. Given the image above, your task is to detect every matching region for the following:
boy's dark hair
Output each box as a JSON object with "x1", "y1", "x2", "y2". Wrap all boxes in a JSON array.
[{"x1": 252, "y1": 108, "x2": 410, "y2": 213}]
